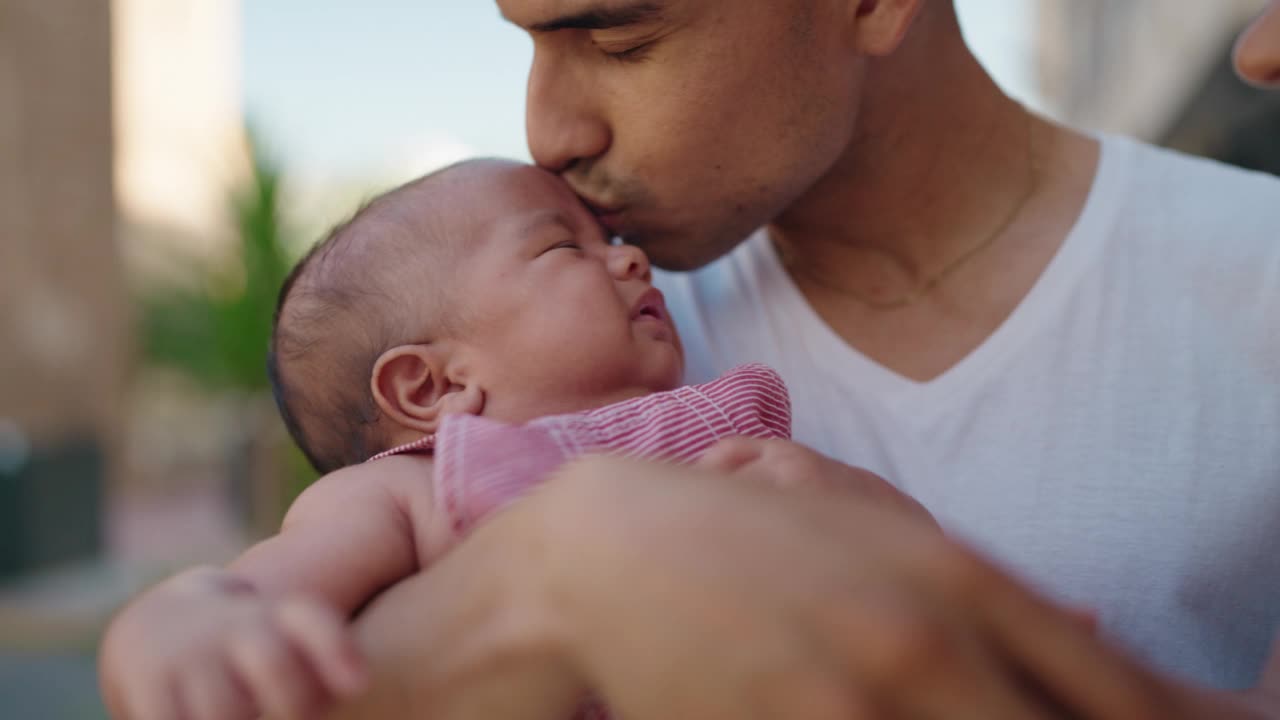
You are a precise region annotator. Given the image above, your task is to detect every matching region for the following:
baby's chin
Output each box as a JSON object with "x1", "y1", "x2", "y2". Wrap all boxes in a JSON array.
[
  {"x1": 644, "y1": 347, "x2": 686, "y2": 393},
  {"x1": 586, "y1": 357, "x2": 686, "y2": 410}
]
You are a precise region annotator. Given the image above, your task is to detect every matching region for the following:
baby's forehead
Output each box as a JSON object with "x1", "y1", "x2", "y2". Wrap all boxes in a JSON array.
[
  {"x1": 442, "y1": 163, "x2": 590, "y2": 244},
  {"x1": 464, "y1": 162, "x2": 582, "y2": 215}
]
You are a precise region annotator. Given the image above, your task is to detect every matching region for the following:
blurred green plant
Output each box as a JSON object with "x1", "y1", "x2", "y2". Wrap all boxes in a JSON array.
[
  {"x1": 140, "y1": 140, "x2": 291, "y2": 392},
  {"x1": 137, "y1": 132, "x2": 319, "y2": 516}
]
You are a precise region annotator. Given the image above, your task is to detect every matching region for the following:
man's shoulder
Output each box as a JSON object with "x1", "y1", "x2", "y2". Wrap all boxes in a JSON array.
[
  {"x1": 1091, "y1": 135, "x2": 1280, "y2": 292},
  {"x1": 1094, "y1": 137, "x2": 1280, "y2": 345},
  {"x1": 1114, "y1": 135, "x2": 1280, "y2": 238}
]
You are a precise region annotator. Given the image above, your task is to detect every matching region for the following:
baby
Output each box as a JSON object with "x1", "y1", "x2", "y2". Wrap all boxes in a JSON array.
[{"x1": 101, "y1": 158, "x2": 793, "y2": 720}]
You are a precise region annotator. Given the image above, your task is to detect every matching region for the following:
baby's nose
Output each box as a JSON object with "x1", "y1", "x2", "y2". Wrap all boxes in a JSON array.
[{"x1": 609, "y1": 243, "x2": 652, "y2": 282}]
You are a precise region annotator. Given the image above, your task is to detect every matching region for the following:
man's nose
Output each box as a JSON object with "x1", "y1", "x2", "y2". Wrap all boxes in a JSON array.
[
  {"x1": 1235, "y1": 2, "x2": 1280, "y2": 88},
  {"x1": 608, "y1": 243, "x2": 652, "y2": 283},
  {"x1": 526, "y1": 50, "x2": 612, "y2": 172}
]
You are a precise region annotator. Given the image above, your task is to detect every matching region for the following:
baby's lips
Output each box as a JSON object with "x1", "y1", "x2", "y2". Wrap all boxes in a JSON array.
[{"x1": 630, "y1": 286, "x2": 670, "y2": 324}]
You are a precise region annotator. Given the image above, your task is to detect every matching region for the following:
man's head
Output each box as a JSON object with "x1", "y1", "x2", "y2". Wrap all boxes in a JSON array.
[
  {"x1": 270, "y1": 159, "x2": 683, "y2": 474},
  {"x1": 1236, "y1": 1, "x2": 1280, "y2": 88},
  {"x1": 499, "y1": 0, "x2": 939, "y2": 270}
]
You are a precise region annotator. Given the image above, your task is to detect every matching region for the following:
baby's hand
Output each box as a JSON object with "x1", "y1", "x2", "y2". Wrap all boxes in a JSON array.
[{"x1": 101, "y1": 566, "x2": 367, "y2": 720}]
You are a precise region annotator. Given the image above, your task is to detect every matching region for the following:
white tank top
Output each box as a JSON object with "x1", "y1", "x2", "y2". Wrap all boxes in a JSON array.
[{"x1": 655, "y1": 135, "x2": 1280, "y2": 689}]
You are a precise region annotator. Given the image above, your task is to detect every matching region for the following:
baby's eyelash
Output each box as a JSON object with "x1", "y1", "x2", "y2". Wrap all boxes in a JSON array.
[{"x1": 547, "y1": 240, "x2": 583, "y2": 253}]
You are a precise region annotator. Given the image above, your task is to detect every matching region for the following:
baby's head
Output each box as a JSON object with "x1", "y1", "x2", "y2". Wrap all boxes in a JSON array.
[{"x1": 269, "y1": 159, "x2": 684, "y2": 474}]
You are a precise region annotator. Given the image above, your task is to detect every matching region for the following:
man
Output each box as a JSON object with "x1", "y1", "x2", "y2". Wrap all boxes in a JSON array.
[
  {"x1": 1237, "y1": 0, "x2": 1280, "y2": 87},
  {"x1": 314, "y1": 2, "x2": 1280, "y2": 718},
  {"x1": 102, "y1": 2, "x2": 1280, "y2": 718}
]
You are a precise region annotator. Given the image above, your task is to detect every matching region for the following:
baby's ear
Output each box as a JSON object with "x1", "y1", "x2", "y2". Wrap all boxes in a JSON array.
[{"x1": 370, "y1": 344, "x2": 484, "y2": 434}]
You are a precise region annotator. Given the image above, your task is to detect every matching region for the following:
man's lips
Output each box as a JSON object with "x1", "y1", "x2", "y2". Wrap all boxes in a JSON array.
[{"x1": 580, "y1": 197, "x2": 628, "y2": 233}]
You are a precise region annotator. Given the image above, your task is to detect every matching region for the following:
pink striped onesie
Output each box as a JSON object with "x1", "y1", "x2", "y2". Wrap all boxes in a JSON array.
[{"x1": 374, "y1": 362, "x2": 792, "y2": 538}]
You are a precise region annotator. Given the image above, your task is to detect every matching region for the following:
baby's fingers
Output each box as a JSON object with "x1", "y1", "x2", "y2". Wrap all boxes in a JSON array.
[
  {"x1": 227, "y1": 627, "x2": 326, "y2": 720},
  {"x1": 275, "y1": 598, "x2": 368, "y2": 698},
  {"x1": 118, "y1": 675, "x2": 184, "y2": 720},
  {"x1": 180, "y1": 657, "x2": 256, "y2": 720}
]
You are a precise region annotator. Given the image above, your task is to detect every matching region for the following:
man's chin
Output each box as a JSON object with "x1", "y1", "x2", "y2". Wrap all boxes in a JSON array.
[{"x1": 633, "y1": 229, "x2": 744, "y2": 272}]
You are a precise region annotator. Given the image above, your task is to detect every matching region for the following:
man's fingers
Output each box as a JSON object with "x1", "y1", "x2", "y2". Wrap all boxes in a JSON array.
[
  {"x1": 889, "y1": 628, "x2": 1058, "y2": 720},
  {"x1": 697, "y1": 437, "x2": 833, "y2": 490},
  {"x1": 812, "y1": 577, "x2": 1054, "y2": 720},
  {"x1": 694, "y1": 436, "x2": 768, "y2": 473},
  {"x1": 833, "y1": 593, "x2": 969, "y2": 718},
  {"x1": 974, "y1": 559, "x2": 1175, "y2": 718},
  {"x1": 702, "y1": 438, "x2": 938, "y2": 528},
  {"x1": 275, "y1": 598, "x2": 369, "y2": 697},
  {"x1": 227, "y1": 628, "x2": 327, "y2": 720}
]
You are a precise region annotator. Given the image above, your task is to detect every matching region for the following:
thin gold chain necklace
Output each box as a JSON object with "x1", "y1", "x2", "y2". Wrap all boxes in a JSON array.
[{"x1": 783, "y1": 115, "x2": 1041, "y2": 312}]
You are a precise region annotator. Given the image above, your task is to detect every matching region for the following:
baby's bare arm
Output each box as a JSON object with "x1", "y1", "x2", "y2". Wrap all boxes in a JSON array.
[
  {"x1": 99, "y1": 454, "x2": 436, "y2": 720},
  {"x1": 230, "y1": 454, "x2": 431, "y2": 614}
]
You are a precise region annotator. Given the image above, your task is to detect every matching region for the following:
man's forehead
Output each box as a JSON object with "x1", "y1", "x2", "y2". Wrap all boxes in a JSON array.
[{"x1": 497, "y1": 0, "x2": 670, "y2": 31}]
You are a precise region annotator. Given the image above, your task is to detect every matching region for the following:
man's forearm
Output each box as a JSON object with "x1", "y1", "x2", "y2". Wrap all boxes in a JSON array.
[{"x1": 324, "y1": 505, "x2": 584, "y2": 720}]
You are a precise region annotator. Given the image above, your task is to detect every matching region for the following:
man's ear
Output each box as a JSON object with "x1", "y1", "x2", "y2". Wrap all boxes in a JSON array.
[
  {"x1": 847, "y1": 0, "x2": 926, "y2": 56},
  {"x1": 370, "y1": 344, "x2": 485, "y2": 435}
]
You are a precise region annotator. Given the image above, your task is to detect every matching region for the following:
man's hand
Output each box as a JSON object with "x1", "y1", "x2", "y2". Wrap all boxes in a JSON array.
[
  {"x1": 520, "y1": 454, "x2": 1207, "y2": 719},
  {"x1": 324, "y1": 449, "x2": 1269, "y2": 719},
  {"x1": 100, "y1": 567, "x2": 367, "y2": 720}
]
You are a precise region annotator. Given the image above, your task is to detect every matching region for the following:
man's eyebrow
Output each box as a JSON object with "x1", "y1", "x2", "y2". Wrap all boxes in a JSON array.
[{"x1": 528, "y1": 2, "x2": 663, "y2": 33}]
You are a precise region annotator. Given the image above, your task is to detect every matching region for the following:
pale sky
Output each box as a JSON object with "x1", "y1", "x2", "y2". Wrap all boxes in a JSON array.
[{"x1": 242, "y1": 1, "x2": 1043, "y2": 188}]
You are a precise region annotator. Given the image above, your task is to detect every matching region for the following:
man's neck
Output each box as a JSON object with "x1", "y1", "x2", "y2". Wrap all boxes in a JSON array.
[
  {"x1": 771, "y1": 13, "x2": 1035, "y2": 288},
  {"x1": 766, "y1": 8, "x2": 1100, "y2": 380}
]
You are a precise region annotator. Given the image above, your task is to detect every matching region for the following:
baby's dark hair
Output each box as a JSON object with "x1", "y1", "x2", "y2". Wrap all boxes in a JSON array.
[
  {"x1": 268, "y1": 230, "x2": 390, "y2": 475},
  {"x1": 269, "y1": 163, "x2": 473, "y2": 474}
]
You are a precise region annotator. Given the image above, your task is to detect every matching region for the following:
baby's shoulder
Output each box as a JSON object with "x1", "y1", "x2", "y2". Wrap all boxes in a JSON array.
[{"x1": 284, "y1": 454, "x2": 436, "y2": 533}]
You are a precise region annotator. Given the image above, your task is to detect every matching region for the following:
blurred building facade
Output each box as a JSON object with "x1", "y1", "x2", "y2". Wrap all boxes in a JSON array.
[
  {"x1": 113, "y1": 0, "x2": 249, "y2": 271},
  {"x1": 1, "y1": 1, "x2": 123, "y2": 457},
  {"x1": 1, "y1": 0, "x2": 247, "y2": 581},
  {"x1": 1, "y1": 0, "x2": 125, "y2": 577}
]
